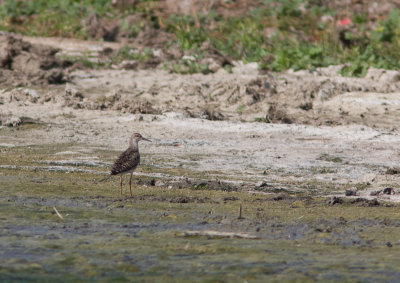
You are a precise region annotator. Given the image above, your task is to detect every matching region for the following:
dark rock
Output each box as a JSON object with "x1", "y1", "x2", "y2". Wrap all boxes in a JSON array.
[
  {"x1": 328, "y1": 196, "x2": 343, "y2": 205},
  {"x1": 345, "y1": 188, "x2": 357, "y2": 196},
  {"x1": 383, "y1": 187, "x2": 394, "y2": 195}
]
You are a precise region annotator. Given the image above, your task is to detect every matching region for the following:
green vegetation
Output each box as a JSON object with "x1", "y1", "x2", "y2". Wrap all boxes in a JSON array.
[
  {"x1": 0, "y1": 0, "x2": 113, "y2": 38},
  {"x1": 254, "y1": 117, "x2": 270, "y2": 123},
  {"x1": 1, "y1": 0, "x2": 400, "y2": 75}
]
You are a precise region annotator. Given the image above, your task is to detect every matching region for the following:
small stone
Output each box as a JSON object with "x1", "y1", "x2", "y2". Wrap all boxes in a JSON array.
[
  {"x1": 345, "y1": 188, "x2": 357, "y2": 196},
  {"x1": 383, "y1": 187, "x2": 394, "y2": 195},
  {"x1": 256, "y1": 181, "x2": 269, "y2": 187}
]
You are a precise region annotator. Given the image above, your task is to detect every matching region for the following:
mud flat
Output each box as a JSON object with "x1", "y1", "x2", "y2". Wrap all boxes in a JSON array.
[{"x1": 1, "y1": 35, "x2": 400, "y2": 281}]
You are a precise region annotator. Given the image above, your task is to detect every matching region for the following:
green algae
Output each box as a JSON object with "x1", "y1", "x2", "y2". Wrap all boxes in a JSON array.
[{"x1": 2, "y1": 145, "x2": 400, "y2": 281}]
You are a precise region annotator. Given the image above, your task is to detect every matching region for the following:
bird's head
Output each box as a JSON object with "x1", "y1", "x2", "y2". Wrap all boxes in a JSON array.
[{"x1": 131, "y1": 133, "x2": 152, "y2": 143}]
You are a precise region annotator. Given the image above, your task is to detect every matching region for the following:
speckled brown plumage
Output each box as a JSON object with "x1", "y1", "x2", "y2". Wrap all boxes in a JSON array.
[
  {"x1": 110, "y1": 133, "x2": 151, "y2": 197},
  {"x1": 111, "y1": 147, "x2": 140, "y2": 175}
]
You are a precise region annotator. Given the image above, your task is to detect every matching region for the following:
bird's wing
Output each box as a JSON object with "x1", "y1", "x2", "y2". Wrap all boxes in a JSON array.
[{"x1": 111, "y1": 148, "x2": 140, "y2": 175}]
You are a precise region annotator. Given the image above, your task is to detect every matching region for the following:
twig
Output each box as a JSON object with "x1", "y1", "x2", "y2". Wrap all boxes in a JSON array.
[
  {"x1": 53, "y1": 206, "x2": 64, "y2": 220},
  {"x1": 184, "y1": 230, "x2": 259, "y2": 239},
  {"x1": 238, "y1": 204, "x2": 244, "y2": 219}
]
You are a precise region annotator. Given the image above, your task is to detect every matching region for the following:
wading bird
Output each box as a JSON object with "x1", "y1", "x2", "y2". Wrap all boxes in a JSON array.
[{"x1": 110, "y1": 133, "x2": 151, "y2": 197}]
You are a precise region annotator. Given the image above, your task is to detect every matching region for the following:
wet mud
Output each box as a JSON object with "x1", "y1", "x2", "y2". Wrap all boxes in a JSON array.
[{"x1": 2, "y1": 144, "x2": 400, "y2": 281}]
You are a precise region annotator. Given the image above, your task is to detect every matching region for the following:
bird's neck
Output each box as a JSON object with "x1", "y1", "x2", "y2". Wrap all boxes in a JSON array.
[{"x1": 129, "y1": 139, "x2": 139, "y2": 150}]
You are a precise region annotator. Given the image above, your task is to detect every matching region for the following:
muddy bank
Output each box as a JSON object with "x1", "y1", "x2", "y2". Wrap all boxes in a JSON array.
[
  {"x1": 0, "y1": 34, "x2": 71, "y2": 86},
  {"x1": 64, "y1": 65, "x2": 400, "y2": 128},
  {"x1": 1, "y1": 35, "x2": 400, "y2": 128},
  {"x1": 3, "y1": 63, "x2": 400, "y2": 128}
]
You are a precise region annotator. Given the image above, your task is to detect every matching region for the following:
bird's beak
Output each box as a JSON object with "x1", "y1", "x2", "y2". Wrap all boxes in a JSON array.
[{"x1": 142, "y1": 137, "x2": 152, "y2": 142}]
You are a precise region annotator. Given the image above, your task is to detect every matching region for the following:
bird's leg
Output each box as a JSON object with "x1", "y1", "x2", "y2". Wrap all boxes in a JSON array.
[
  {"x1": 129, "y1": 172, "x2": 133, "y2": 197},
  {"x1": 120, "y1": 175, "x2": 123, "y2": 196}
]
